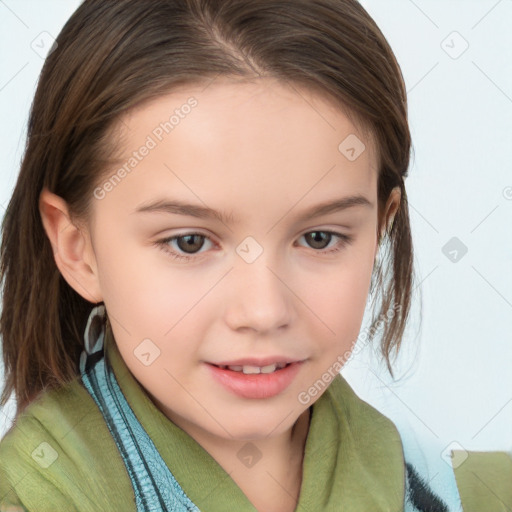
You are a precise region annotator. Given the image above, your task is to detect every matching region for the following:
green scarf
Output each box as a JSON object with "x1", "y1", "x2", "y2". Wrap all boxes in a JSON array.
[{"x1": 105, "y1": 328, "x2": 406, "y2": 510}]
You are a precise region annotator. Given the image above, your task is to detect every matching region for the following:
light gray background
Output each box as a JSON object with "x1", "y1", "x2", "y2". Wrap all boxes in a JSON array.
[{"x1": 1, "y1": 0, "x2": 511, "y2": 483}]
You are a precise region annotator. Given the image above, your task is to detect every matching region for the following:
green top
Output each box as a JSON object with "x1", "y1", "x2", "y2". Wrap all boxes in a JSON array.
[
  {"x1": 0, "y1": 328, "x2": 406, "y2": 511},
  {"x1": 453, "y1": 450, "x2": 512, "y2": 512}
]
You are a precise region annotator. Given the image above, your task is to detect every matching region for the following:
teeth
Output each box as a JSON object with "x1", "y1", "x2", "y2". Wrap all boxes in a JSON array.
[
  {"x1": 222, "y1": 363, "x2": 288, "y2": 374},
  {"x1": 242, "y1": 365, "x2": 264, "y2": 374},
  {"x1": 260, "y1": 364, "x2": 278, "y2": 374}
]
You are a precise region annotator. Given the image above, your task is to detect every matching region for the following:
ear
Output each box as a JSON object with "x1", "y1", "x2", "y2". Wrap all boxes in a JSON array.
[
  {"x1": 375, "y1": 186, "x2": 401, "y2": 258},
  {"x1": 39, "y1": 187, "x2": 103, "y2": 304}
]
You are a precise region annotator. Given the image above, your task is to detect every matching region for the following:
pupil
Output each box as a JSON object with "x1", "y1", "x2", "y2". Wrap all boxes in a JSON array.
[
  {"x1": 308, "y1": 231, "x2": 329, "y2": 249},
  {"x1": 179, "y1": 234, "x2": 203, "y2": 253}
]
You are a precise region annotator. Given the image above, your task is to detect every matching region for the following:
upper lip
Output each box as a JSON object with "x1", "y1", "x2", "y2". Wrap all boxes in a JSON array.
[{"x1": 209, "y1": 356, "x2": 305, "y2": 367}]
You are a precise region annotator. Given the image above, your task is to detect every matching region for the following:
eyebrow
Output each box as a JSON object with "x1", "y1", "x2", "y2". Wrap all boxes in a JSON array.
[{"x1": 133, "y1": 194, "x2": 373, "y2": 225}]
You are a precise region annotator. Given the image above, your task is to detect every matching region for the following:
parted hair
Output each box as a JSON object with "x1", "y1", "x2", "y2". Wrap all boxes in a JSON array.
[{"x1": 0, "y1": 0, "x2": 415, "y2": 420}]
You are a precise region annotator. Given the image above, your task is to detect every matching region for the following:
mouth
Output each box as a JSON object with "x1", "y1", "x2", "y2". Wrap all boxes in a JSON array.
[
  {"x1": 210, "y1": 362, "x2": 293, "y2": 374},
  {"x1": 206, "y1": 361, "x2": 304, "y2": 399}
]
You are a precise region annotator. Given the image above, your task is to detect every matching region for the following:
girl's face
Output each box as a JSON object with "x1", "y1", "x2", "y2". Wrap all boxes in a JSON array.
[{"x1": 82, "y1": 78, "x2": 388, "y2": 442}]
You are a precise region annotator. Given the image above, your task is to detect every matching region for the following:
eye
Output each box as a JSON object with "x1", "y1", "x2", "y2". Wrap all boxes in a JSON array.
[
  {"x1": 297, "y1": 230, "x2": 354, "y2": 254},
  {"x1": 154, "y1": 230, "x2": 354, "y2": 263},
  {"x1": 155, "y1": 233, "x2": 214, "y2": 262}
]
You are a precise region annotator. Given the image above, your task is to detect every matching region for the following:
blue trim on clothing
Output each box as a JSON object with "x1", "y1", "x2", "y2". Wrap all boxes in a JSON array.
[{"x1": 79, "y1": 305, "x2": 200, "y2": 512}]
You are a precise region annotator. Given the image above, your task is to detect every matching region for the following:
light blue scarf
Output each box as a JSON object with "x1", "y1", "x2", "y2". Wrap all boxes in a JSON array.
[{"x1": 80, "y1": 304, "x2": 199, "y2": 511}]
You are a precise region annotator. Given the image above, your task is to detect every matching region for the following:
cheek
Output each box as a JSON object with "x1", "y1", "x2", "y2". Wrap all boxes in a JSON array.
[
  {"x1": 95, "y1": 221, "x2": 375, "y2": 350},
  {"x1": 304, "y1": 248, "x2": 374, "y2": 351},
  {"x1": 94, "y1": 230, "x2": 205, "y2": 327}
]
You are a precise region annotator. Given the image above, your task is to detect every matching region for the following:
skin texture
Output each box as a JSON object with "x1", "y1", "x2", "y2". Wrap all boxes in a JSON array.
[{"x1": 39, "y1": 77, "x2": 400, "y2": 512}]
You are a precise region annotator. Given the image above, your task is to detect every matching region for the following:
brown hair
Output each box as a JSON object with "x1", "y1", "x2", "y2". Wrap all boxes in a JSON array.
[{"x1": 0, "y1": 0, "x2": 415, "y2": 420}]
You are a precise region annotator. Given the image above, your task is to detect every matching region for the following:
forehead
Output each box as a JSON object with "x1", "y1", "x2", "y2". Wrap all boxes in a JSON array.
[
  {"x1": 96, "y1": 78, "x2": 378, "y2": 225},
  {"x1": 120, "y1": 77, "x2": 377, "y2": 157}
]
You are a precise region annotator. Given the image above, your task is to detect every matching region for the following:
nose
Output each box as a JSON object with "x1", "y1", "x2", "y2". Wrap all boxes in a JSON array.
[{"x1": 224, "y1": 251, "x2": 293, "y2": 334}]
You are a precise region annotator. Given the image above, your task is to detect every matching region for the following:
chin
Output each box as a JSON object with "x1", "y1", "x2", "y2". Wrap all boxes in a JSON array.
[{"x1": 214, "y1": 413, "x2": 298, "y2": 441}]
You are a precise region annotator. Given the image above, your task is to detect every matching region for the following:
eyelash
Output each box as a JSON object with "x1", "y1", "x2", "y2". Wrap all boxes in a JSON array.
[{"x1": 154, "y1": 230, "x2": 354, "y2": 262}]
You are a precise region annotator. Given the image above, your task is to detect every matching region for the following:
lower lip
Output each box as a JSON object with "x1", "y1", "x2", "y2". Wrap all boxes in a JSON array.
[{"x1": 206, "y1": 362, "x2": 303, "y2": 399}]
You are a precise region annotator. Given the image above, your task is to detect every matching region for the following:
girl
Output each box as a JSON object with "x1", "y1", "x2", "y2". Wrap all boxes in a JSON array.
[{"x1": 0, "y1": 0, "x2": 489, "y2": 510}]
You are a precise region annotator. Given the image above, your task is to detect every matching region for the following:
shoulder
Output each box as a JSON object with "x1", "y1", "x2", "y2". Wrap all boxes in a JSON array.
[
  {"x1": 326, "y1": 373, "x2": 406, "y2": 487},
  {"x1": 328, "y1": 372, "x2": 404, "y2": 447},
  {"x1": 453, "y1": 450, "x2": 512, "y2": 512},
  {"x1": 0, "y1": 376, "x2": 135, "y2": 512},
  {"x1": 327, "y1": 374, "x2": 456, "y2": 511}
]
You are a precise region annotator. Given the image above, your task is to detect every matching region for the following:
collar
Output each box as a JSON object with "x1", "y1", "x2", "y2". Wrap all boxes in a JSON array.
[{"x1": 103, "y1": 322, "x2": 405, "y2": 510}]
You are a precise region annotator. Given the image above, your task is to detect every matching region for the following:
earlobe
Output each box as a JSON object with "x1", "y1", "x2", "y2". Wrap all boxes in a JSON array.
[{"x1": 39, "y1": 187, "x2": 103, "y2": 304}]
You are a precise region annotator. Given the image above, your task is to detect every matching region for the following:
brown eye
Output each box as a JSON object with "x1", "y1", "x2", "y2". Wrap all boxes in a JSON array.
[
  {"x1": 155, "y1": 232, "x2": 214, "y2": 262},
  {"x1": 297, "y1": 230, "x2": 354, "y2": 255},
  {"x1": 175, "y1": 234, "x2": 206, "y2": 254},
  {"x1": 304, "y1": 231, "x2": 332, "y2": 250}
]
